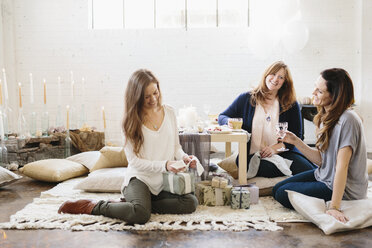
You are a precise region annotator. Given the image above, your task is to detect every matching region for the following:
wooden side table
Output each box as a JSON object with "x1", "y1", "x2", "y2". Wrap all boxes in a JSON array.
[{"x1": 210, "y1": 132, "x2": 249, "y2": 185}]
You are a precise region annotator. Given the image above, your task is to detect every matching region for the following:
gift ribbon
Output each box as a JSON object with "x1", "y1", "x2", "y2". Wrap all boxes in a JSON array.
[
  {"x1": 215, "y1": 188, "x2": 224, "y2": 206},
  {"x1": 168, "y1": 173, "x2": 175, "y2": 194},
  {"x1": 239, "y1": 187, "x2": 243, "y2": 209}
]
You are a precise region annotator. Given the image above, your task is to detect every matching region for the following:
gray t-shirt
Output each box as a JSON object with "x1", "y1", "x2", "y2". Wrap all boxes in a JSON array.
[{"x1": 314, "y1": 109, "x2": 368, "y2": 200}]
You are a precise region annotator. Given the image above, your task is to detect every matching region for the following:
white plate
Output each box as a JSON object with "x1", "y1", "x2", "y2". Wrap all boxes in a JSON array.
[{"x1": 231, "y1": 129, "x2": 246, "y2": 132}]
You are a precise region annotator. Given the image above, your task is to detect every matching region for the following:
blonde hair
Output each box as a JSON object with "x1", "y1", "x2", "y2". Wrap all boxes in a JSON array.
[
  {"x1": 250, "y1": 61, "x2": 296, "y2": 112},
  {"x1": 122, "y1": 69, "x2": 162, "y2": 156},
  {"x1": 314, "y1": 68, "x2": 354, "y2": 152}
]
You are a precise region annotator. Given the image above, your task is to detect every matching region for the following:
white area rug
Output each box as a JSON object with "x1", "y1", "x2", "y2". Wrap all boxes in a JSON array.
[{"x1": 0, "y1": 177, "x2": 309, "y2": 232}]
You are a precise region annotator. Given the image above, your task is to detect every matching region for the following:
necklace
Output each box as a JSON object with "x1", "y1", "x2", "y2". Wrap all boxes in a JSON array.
[
  {"x1": 144, "y1": 109, "x2": 163, "y2": 130},
  {"x1": 266, "y1": 114, "x2": 271, "y2": 122}
]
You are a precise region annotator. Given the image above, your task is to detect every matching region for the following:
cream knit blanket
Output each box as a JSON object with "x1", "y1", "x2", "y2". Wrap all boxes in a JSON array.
[{"x1": 0, "y1": 177, "x2": 308, "y2": 232}]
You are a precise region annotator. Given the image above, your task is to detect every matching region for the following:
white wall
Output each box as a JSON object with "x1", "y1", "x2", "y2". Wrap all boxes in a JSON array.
[{"x1": 1, "y1": 0, "x2": 371, "y2": 151}]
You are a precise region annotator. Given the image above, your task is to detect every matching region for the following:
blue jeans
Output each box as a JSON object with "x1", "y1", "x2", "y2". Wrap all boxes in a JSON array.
[
  {"x1": 272, "y1": 169, "x2": 333, "y2": 209},
  {"x1": 236, "y1": 151, "x2": 316, "y2": 178}
]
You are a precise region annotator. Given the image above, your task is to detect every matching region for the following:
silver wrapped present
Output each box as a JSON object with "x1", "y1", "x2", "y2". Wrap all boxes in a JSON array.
[
  {"x1": 231, "y1": 186, "x2": 250, "y2": 209},
  {"x1": 162, "y1": 171, "x2": 195, "y2": 195}
]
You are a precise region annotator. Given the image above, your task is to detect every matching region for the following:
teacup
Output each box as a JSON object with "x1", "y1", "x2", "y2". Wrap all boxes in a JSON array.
[{"x1": 228, "y1": 118, "x2": 243, "y2": 129}]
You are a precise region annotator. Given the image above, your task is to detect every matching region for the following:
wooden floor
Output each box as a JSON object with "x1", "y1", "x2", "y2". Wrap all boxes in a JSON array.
[{"x1": 1, "y1": 176, "x2": 371, "y2": 248}]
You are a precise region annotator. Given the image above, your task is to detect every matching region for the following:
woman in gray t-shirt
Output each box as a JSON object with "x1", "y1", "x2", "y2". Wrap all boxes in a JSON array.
[{"x1": 273, "y1": 68, "x2": 368, "y2": 223}]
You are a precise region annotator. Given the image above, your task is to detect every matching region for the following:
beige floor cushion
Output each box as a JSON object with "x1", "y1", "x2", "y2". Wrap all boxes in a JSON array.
[
  {"x1": 20, "y1": 159, "x2": 88, "y2": 182},
  {"x1": 90, "y1": 146, "x2": 128, "y2": 172},
  {"x1": 0, "y1": 166, "x2": 22, "y2": 187},
  {"x1": 217, "y1": 152, "x2": 239, "y2": 179},
  {"x1": 74, "y1": 167, "x2": 127, "y2": 192}
]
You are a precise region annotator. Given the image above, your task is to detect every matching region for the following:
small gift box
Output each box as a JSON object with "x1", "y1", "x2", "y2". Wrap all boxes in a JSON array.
[
  {"x1": 231, "y1": 187, "x2": 250, "y2": 209},
  {"x1": 235, "y1": 183, "x2": 259, "y2": 204},
  {"x1": 211, "y1": 176, "x2": 229, "y2": 188},
  {"x1": 195, "y1": 181, "x2": 232, "y2": 206},
  {"x1": 162, "y1": 171, "x2": 195, "y2": 195}
]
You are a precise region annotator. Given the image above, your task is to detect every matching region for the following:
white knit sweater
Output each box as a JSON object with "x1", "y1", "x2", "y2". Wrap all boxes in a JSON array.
[{"x1": 122, "y1": 105, "x2": 187, "y2": 195}]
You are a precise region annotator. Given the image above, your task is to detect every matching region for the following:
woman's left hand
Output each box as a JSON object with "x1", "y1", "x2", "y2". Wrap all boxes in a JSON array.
[
  {"x1": 260, "y1": 146, "x2": 275, "y2": 158},
  {"x1": 183, "y1": 155, "x2": 197, "y2": 169},
  {"x1": 326, "y1": 209, "x2": 349, "y2": 223}
]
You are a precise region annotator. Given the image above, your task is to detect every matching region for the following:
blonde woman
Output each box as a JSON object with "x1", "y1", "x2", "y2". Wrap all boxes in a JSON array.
[
  {"x1": 273, "y1": 68, "x2": 368, "y2": 223},
  {"x1": 58, "y1": 69, "x2": 198, "y2": 224},
  {"x1": 218, "y1": 61, "x2": 315, "y2": 177}
]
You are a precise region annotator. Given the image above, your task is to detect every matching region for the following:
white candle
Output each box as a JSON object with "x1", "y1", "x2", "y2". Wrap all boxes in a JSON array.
[
  {"x1": 58, "y1": 76, "x2": 61, "y2": 106},
  {"x1": 43, "y1": 79, "x2": 46, "y2": 105},
  {"x1": 2, "y1": 68, "x2": 8, "y2": 100},
  {"x1": 102, "y1": 106, "x2": 106, "y2": 129},
  {"x1": 18, "y1": 82, "x2": 22, "y2": 108},
  {"x1": 66, "y1": 105, "x2": 70, "y2": 130},
  {"x1": 29, "y1": 73, "x2": 34, "y2": 104}
]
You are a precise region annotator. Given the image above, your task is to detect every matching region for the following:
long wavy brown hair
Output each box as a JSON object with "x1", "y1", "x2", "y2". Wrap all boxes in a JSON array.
[
  {"x1": 250, "y1": 61, "x2": 296, "y2": 113},
  {"x1": 122, "y1": 69, "x2": 162, "y2": 156},
  {"x1": 314, "y1": 68, "x2": 354, "y2": 152}
]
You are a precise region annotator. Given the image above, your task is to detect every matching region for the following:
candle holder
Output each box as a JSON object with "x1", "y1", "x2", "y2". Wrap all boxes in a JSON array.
[
  {"x1": 70, "y1": 106, "x2": 77, "y2": 130},
  {"x1": 29, "y1": 111, "x2": 37, "y2": 137},
  {"x1": 41, "y1": 105, "x2": 49, "y2": 136},
  {"x1": 55, "y1": 105, "x2": 63, "y2": 128},
  {"x1": 2, "y1": 105, "x2": 12, "y2": 140},
  {"x1": 17, "y1": 108, "x2": 27, "y2": 139},
  {"x1": 64, "y1": 129, "x2": 71, "y2": 158},
  {"x1": 78, "y1": 103, "x2": 87, "y2": 129},
  {"x1": 0, "y1": 138, "x2": 8, "y2": 167}
]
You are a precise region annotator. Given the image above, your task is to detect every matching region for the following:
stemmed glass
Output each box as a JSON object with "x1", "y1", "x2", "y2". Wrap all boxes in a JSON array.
[{"x1": 276, "y1": 122, "x2": 289, "y2": 152}]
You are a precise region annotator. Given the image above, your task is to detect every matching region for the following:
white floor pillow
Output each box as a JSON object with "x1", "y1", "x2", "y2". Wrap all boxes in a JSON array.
[
  {"x1": 287, "y1": 190, "x2": 372, "y2": 235},
  {"x1": 74, "y1": 167, "x2": 127, "y2": 192},
  {"x1": 0, "y1": 166, "x2": 22, "y2": 187}
]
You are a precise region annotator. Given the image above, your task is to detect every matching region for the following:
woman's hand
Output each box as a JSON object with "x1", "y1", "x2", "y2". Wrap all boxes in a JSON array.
[
  {"x1": 278, "y1": 130, "x2": 299, "y2": 145},
  {"x1": 183, "y1": 155, "x2": 197, "y2": 169},
  {"x1": 166, "y1": 161, "x2": 185, "y2": 173},
  {"x1": 326, "y1": 209, "x2": 349, "y2": 223},
  {"x1": 260, "y1": 146, "x2": 275, "y2": 158}
]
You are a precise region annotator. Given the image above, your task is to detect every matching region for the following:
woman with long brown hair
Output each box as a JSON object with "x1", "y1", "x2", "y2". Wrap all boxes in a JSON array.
[
  {"x1": 273, "y1": 68, "x2": 368, "y2": 223},
  {"x1": 218, "y1": 61, "x2": 315, "y2": 178},
  {"x1": 58, "y1": 69, "x2": 198, "y2": 224}
]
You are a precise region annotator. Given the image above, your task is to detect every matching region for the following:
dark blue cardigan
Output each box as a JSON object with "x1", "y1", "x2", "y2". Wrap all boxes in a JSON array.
[{"x1": 218, "y1": 92, "x2": 303, "y2": 153}]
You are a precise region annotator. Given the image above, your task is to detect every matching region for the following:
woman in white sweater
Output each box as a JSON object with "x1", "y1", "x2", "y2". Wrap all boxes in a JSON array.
[{"x1": 58, "y1": 69, "x2": 198, "y2": 224}]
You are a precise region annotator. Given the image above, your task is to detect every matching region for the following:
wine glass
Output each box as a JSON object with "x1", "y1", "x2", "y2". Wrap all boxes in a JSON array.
[{"x1": 276, "y1": 122, "x2": 289, "y2": 152}]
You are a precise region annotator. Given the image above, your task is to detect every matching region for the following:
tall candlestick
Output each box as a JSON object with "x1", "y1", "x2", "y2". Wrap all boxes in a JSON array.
[
  {"x1": 43, "y1": 79, "x2": 47, "y2": 104},
  {"x1": 82, "y1": 77, "x2": 85, "y2": 99},
  {"x1": 2, "y1": 68, "x2": 8, "y2": 100},
  {"x1": 102, "y1": 106, "x2": 106, "y2": 129},
  {"x1": 57, "y1": 76, "x2": 61, "y2": 106},
  {"x1": 71, "y1": 80, "x2": 75, "y2": 99},
  {"x1": 29, "y1": 73, "x2": 34, "y2": 104},
  {"x1": 18, "y1": 83, "x2": 22, "y2": 108},
  {"x1": 0, "y1": 79, "x2": 2, "y2": 106},
  {"x1": 66, "y1": 105, "x2": 70, "y2": 130}
]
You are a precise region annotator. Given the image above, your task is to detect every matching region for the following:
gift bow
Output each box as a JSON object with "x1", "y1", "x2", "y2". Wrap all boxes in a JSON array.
[{"x1": 170, "y1": 157, "x2": 204, "y2": 176}]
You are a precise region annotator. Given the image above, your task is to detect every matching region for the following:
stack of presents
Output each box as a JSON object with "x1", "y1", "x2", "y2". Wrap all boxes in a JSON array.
[{"x1": 163, "y1": 168, "x2": 259, "y2": 209}]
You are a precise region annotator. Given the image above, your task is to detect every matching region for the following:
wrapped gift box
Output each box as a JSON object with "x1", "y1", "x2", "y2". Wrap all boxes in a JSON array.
[
  {"x1": 162, "y1": 171, "x2": 195, "y2": 195},
  {"x1": 195, "y1": 181, "x2": 232, "y2": 206},
  {"x1": 211, "y1": 176, "x2": 229, "y2": 188},
  {"x1": 231, "y1": 186, "x2": 250, "y2": 209}
]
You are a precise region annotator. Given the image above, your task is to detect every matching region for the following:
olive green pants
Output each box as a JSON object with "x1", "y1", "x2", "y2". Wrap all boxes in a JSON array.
[{"x1": 92, "y1": 178, "x2": 198, "y2": 224}]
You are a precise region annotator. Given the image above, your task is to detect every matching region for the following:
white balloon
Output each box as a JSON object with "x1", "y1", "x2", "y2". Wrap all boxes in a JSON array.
[
  {"x1": 248, "y1": 27, "x2": 280, "y2": 60},
  {"x1": 281, "y1": 19, "x2": 309, "y2": 54},
  {"x1": 274, "y1": 0, "x2": 300, "y2": 21}
]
